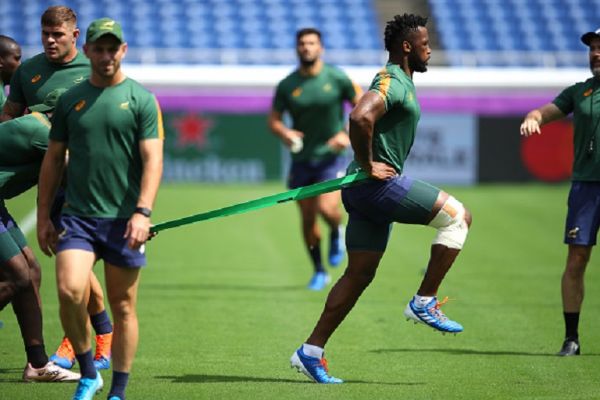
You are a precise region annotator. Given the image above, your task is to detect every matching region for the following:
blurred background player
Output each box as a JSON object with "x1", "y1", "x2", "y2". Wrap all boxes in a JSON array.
[
  {"x1": 290, "y1": 14, "x2": 472, "y2": 383},
  {"x1": 520, "y1": 27, "x2": 600, "y2": 357},
  {"x1": 0, "y1": 35, "x2": 21, "y2": 108},
  {"x1": 36, "y1": 18, "x2": 164, "y2": 400},
  {"x1": 1, "y1": 5, "x2": 113, "y2": 371},
  {"x1": 268, "y1": 28, "x2": 362, "y2": 291},
  {"x1": 0, "y1": 90, "x2": 80, "y2": 382}
]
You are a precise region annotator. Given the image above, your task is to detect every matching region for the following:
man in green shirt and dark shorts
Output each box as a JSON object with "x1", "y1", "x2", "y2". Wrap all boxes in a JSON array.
[
  {"x1": 0, "y1": 35, "x2": 21, "y2": 108},
  {"x1": 520, "y1": 28, "x2": 600, "y2": 357},
  {"x1": 37, "y1": 18, "x2": 164, "y2": 400},
  {"x1": 269, "y1": 28, "x2": 362, "y2": 291},
  {"x1": 290, "y1": 14, "x2": 473, "y2": 383},
  {"x1": 0, "y1": 92, "x2": 80, "y2": 383},
  {"x1": 1, "y1": 6, "x2": 115, "y2": 372}
]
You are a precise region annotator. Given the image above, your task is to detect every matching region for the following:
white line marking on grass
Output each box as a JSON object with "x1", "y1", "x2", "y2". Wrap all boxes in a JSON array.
[{"x1": 19, "y1": 207, "x2": 37, "y2": 236}]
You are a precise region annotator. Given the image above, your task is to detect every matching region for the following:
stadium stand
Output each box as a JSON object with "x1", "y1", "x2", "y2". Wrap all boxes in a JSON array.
[
  {"x1": 5, "y1": 0, "x2": 384, "y2": 65},
  {"x1": 429, "y1": 0, "x2": 599, "y2": 67}
]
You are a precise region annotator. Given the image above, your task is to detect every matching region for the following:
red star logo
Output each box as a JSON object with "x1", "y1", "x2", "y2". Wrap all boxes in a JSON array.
[{"x1": 173, "y1": 113, "x2": 213, "y2": 150}]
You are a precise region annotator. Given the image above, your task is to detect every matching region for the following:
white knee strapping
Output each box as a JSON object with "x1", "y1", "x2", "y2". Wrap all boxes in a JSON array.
[{"x1": 428, "y1": 196, "x2": 468, "y2": 249}]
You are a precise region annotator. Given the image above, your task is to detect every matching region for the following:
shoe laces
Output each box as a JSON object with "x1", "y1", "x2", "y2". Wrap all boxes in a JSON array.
[
  {"x1": 95, "y1": 333, "x2": 112, "y2": 359},
  {"x1": 428, "y1": 296, "x2": 450, "y2": 322},
  {"x1": 55, "y1": 337, "x2": 75, "y2": 359}
]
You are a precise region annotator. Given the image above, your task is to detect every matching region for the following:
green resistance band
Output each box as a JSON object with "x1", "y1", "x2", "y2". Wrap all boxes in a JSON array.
[{"x1": 151, "y1": 171, "x2": 369, "y2": 233}]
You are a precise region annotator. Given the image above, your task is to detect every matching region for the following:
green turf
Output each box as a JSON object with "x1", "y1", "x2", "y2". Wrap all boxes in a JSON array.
[{"x1": 1, "y1": 183, "x2": 599, "y2": 399}]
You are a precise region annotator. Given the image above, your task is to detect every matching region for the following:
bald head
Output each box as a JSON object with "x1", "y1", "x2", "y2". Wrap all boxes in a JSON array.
[{"x1": 0, "y1": 35, "x2": 21, "y2": 84}]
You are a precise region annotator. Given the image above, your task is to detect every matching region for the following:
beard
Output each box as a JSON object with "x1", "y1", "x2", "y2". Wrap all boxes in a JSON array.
[
  {"x1": 299, "y1": 55, "x2": 317, "y2": 68},
  {"x1": 592, "y1": 66, "x2": 600, "y2": 78},
  {"x1": 408, "y1": 51, "x2": 428, "y2": 73}
]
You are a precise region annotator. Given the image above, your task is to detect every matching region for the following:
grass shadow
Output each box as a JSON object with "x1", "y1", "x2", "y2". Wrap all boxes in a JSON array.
[
  {"x1": 156, "y1": 374, "x2": 422, "y2": 386},
  {"x1": 369, "y1": 348, "x2": 600, "y2": 357}
]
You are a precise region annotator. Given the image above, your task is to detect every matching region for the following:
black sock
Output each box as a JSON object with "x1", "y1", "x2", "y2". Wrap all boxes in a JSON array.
[
  {"x1": 564, "y1": 312, "x2": 580, "y2": 341},
  {"x1": 75, "y1": 350, "x2": 96, "y2": 379},
  {"x1": 90, "y1": 310, "x2": 113, "y2": 335},
  {"x1": 109, "y1": 370, "x2": 130, "y2": 400},
  {"x1": 309, "y1": 244, "x2": 324, "y2": 272},
  {"x1": 25, "y1": 344, "x2": 48, "y2": 368}
]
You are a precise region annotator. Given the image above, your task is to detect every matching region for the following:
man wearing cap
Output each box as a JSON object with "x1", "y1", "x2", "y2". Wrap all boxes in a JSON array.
[
  {"x1": 0, "y1": 89, "x2": 81, "y2": 383},
  {"x1": 37, "y1": 17, "x2": 164, "y2": 400},
  {"x1": 0, "y1": 6, "x2": 115, "y2": 372},
  {"x1": 520, "y1": 28, "x2": 600, "y2": 357}
]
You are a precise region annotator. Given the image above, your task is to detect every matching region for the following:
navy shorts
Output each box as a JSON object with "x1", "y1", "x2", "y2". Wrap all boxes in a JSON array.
[
  {"x1": 342, "y1": 175, "x2": 440, "y2": 252},
  {"x1": 57, "y1": 214, "x2": 146, "y2": 267},
  {"x1": 0, "y1": 200, "x2": 27, "y2": 262},
  {"x1": 564, "y1": 181, "x2": 600, "y2": 246},
  {"x1": 287, "y1": 155, "x2": 348, "y2": 189}
]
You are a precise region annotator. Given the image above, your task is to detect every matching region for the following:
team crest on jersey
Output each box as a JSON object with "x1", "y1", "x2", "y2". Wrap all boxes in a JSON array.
[
  {"x1": 583, "y1": 88, "x2": 593, "y2": 97},
  {"x1": 120, "y1": 101, "x2": 129, "y2": 110},
  {"x1": 31, "y1": 74, "x2": 42, "y2": 83},
  {"x1": 323, "y1": 83, "x2": 332, "y2": 92},
  {"x1": 74, "y1": 100, "x2": 86, "y2": 111},
  {"x1": 292, "y1": 87, "x2": 302, "y2": 97}
]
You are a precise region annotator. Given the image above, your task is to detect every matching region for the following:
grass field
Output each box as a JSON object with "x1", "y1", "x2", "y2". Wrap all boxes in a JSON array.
[{"x1": 1, "y1": 182, "x2": 599, "y2": 400}]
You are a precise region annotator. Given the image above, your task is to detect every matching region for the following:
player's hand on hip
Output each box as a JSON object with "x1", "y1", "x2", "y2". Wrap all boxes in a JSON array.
[
  {"x1": 124, "y1": 213, "x2": 151, "y2": 249},
  {"x1": 367, "y1": 161, "x2": 397, "y2": 180},
  {"x1": 520, "y1": 118, "x2": 541, "y2": 136},
  {"x1": 37, "y1": 217, "x2": 58, "y2": 257},
  {"x1": 326, "y1": 131, "x2": 350, "y2": 152}
]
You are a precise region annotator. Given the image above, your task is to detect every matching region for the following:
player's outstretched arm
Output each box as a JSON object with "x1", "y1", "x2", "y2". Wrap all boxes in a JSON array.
[
  {"x1": 520, "y1": 103, "x2": 565, "y2": 136},
  {"x1": 37, "y1": 139, "x2": 67, "y2": 256},
  {"x1": 349, "y1": 91, "x2": 396, "y2": 180}
]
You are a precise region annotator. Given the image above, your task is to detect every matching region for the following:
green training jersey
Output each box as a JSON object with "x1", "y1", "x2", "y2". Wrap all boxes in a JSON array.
[
  {"x1": 0, "y1": 112, "x2": 50, "y2": 165},
  {"x1": 553, "y1": 77, "x2": 600, "y2": 181},
  {"x1": 348, "y1": 63, "x2": 420, "y2": 174},
  {"x1": 50, "y1": 78, "x2": 164, "y2": 218},
  {"x1": 273, "y1": 63, "x2": 358, "y2": 161},
  {"x1": 0, "y1": 113, "x2": 50, "y2": 199},
  {"x1": 0, "y1": 163, "x2": 41, "y2": 200},
  {"x1": 8, "y1": 51, "x2": 89, "y2": 107},
  {"x1": 1, "y1": 79, "x2": 6, "y2": 108}
]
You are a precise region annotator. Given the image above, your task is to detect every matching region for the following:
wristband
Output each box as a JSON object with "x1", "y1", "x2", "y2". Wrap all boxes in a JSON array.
[{"x1": 134, "y1": 207, "x2": 152, "y2": 217}]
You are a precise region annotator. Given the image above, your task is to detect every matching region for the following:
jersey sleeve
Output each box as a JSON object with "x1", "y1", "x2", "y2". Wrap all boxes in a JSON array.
[
  {"x1": 552, "y1": 83, "x2": 578, "y2": 115},
  {"x1": 338, "y1": 70, "x2": 362, "y2": 103},
  {"x1": 272, "y1": 81, "x2": 288, "y2": 113},
  {"x1": 7, "y1": 66, "x2": 26, "y2": 105},
  {"x1": 138, "y1": 93, "x2": 164, "y2": 140},
  {"x1": 49, "y1": 97, "x2": 69, "y2": 142},
  {"x1": 369, "y1": 71, "x2": 406, "y2": 111}
]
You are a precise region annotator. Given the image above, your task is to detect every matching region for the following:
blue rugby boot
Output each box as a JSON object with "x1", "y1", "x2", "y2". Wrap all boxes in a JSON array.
[
  {"x1": 72, "y1": 371, "x2": 103, "y2": 400},
  {"x1": 403, "y1": 296, "x2": 463, "y2": 334},
  {"x1": 328, "y1": 226, "x2": 345, "y2": 267},
  {"x1": 307, "y1": 272, "x2": 330, "y2": 291},
  {"x1": 290, "y1": 347, "x2": 343, "y2": 384}
]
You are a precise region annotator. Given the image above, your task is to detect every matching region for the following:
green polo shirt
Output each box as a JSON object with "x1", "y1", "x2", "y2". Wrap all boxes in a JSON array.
[
  {"x1": 8, "y1": 51, "x2": 89, "y2": 108},
  {"x1": 348, "y1": 63, "x2": 421, "y2": 174},
  {"x1": 50, "y1": 78, "x2": 164, "y2": 218},
  {"x1": 273, "y1": 63, "x2": 358, "y2": 161},
  {"x1": 553, "y1": 77, "x2": 600, "y2": 181}
]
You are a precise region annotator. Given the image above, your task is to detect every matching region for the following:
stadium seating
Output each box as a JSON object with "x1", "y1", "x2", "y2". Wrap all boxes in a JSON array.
[
  {"x1": 429, "y1": 0, "x2": 600, "y2": 67},
  {"x1": 4, "y1": 0, "x2": 383, "y2": 65}
]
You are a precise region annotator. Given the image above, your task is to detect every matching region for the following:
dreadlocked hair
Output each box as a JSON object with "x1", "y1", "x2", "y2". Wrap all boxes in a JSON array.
[{"x1": 384, "y1": 13, "x2": 428, "y2": 52}]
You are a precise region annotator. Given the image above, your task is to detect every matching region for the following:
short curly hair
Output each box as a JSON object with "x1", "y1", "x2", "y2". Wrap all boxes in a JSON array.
[{"x1": 384, "y1": 13, "x2": 428, "y2": 52}]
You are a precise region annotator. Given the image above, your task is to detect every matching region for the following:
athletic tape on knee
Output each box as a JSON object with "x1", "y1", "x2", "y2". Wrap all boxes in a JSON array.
[{"x1": 428, "y1": 196, "x2": 468, "y2": 249}]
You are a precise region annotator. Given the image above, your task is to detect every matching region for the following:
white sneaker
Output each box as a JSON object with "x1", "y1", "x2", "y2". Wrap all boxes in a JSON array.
[{"x1": 23, "y1": 362, "x2": 81, "y2": 382}]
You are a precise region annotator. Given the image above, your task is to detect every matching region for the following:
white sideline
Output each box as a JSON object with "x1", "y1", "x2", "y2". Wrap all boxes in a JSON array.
[{"x1": 19, "y1": 207, "x2": 37, "y2": 237}]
